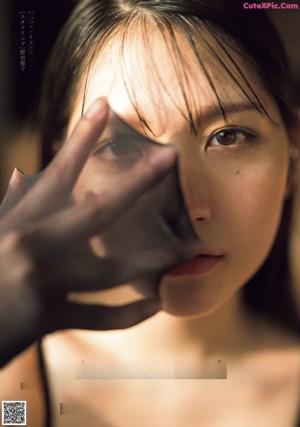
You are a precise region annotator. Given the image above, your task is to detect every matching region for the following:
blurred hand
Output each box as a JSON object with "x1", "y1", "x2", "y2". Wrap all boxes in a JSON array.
[{"x1": 0, "y1": 98, "x2": 178, "y2": 366}]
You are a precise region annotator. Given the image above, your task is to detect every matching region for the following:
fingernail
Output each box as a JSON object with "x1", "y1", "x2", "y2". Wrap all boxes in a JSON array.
[
  {"x1": 85, "y1": 98, "x2": 107, "y2": 119},
  {"x1": 142, "y1": 298, "x2": 162, "y2": 317},
  {"x1": 148, "y1": 145, "x2": 176, "y2": 169}
]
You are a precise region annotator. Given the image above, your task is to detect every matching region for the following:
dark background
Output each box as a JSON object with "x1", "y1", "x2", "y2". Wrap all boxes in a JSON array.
[{"x1": 0, "y1": 0, "x2": 74, "y2": 127}]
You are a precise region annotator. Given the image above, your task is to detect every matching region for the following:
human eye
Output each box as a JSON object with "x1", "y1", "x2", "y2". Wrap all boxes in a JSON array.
[
  {"x1": 92, "y1": 137, "x2": 145, "y2": 167},
  {"x1": 207, "y1": 127, "x2": 258, "y2": 148}
]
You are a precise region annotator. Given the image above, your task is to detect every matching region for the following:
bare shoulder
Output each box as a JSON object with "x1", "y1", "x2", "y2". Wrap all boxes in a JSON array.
[{"x1": 0, "y1": 344, "x2": 45, "y2": 427}]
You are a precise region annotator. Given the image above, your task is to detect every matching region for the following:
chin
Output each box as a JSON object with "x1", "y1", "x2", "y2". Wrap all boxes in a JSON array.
[
  {"x1": 161, "y1": 296, "x2": 225, "y2": 318},
  {"x1": 162, "y1": 305, "x2": 213, "y2": 318},
  {"x1": 159, "y1": 274, "x2": 228, "y2": 318}
]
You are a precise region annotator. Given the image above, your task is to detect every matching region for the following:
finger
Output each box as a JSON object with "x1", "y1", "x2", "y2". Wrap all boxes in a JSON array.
[
  {"x1": 55, "y1": 298, "x2": 161, "y2": 332},
  {"x1": 40, "y1": 252, "x2": 163, "y2": 293},
  {"x1": 45, "y1": 97, "x2": 109, "y2": 192},
  {"x1": 33, "y1": 144, "x2": 177, "y2": 244},
  {"x1": 8, "y1": 98, "x2": 109, "y2": 224},
  {"x1": 41, "y1": 255, "x2": 126, "y2": 292},
  {"x1": 0, "y1": 169, "x2": 42, "y2": 221},
  {"x1": 0, "y1": 169, "x2": 29, "y2": 218}
]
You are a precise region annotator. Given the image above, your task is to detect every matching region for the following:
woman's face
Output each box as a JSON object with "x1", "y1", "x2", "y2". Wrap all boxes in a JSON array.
[{"x1": 68, "y1": 28, "x2": 290, "y2": 317}]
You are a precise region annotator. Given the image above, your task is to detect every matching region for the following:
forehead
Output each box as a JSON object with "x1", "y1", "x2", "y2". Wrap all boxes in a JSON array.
[{"x1": 68, "y1": 23, "x2": 275, "y2": 138}]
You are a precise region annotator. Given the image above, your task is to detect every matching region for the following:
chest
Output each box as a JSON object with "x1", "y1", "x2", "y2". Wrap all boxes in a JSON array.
[{"x1": 45, "y1": 349, "x2": 300, "y2": 427}]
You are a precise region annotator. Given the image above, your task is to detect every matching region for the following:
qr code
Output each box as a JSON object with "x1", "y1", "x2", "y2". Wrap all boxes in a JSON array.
[{"x1": 2, "y1": 401, "x2": 26, "y2": 425}]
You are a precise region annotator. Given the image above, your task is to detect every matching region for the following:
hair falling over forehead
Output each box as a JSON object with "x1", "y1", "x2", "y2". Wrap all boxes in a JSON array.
[
  {"x1": 38, "y1": 0, "x2": 297, "y2": 156},
  {"x1": 81, "y1": 9, "x2": 271, "y2": 137}
]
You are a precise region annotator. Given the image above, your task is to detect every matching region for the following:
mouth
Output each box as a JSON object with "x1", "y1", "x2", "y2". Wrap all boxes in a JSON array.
[{"x1": 166, "y1": 251, "x2": 223, "y2": 277}]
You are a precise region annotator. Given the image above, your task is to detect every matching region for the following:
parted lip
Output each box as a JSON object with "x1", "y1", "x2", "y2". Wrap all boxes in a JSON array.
[{"x1": 166, "y1": 251, "x2": 224, "y2": 277}]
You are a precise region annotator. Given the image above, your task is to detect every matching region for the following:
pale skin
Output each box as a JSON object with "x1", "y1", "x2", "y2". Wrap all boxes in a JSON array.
[{"x1": 1, "y1": 27, "x2": 300, "y2": 427}]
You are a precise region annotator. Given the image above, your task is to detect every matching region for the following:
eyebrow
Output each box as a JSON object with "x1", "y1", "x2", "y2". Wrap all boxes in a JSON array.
[
  {"x1": 122, "y1": 102, "x2": 264, "y2": 132},
  {"x1": 195, "y1": 102, "x2": 264, "y2": 125}
]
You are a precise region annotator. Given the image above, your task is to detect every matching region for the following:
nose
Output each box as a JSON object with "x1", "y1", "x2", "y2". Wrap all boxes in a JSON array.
[
  {"x1": 176, "y1": 141, "x2": 212, "y2": 224},
  {"x1": 181, "y1": 175, "x2": 212, "y2": 227},
  {"x1": 180, "y1": 165, "x2": 212, "y2": 223}
]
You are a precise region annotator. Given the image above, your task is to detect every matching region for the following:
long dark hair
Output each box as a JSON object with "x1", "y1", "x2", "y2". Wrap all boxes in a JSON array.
[{"x1": 36, "y1": 0, "x2": 299, "y2": 333}]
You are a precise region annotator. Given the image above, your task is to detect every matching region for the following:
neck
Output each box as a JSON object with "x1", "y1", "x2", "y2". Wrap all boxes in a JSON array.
[
  {"x1": 73, "y1": 288, "x2": 272, "y2": 380},
  {"x1": 113, "y1": 290, "x2": 258, "y2": 379},
  {"x1": 74, "y1": 286, "x2": 258, "y2": 365},
  {"x1": 134, "y1": 290, "x2": 255, "y2": 358}
]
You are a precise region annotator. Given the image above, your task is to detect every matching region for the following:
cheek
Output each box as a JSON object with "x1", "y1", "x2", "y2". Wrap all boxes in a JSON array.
[
  {"x1": 159, "y1": 145, "x2": 289, "y2": 317},
  {"x1": 222, "y1": 157, "x2": 288, "y2": 250},
  {"x1": 72, "y1": 160, "x2": 108, "y2": 201},
  {"x1": 204, "y1": 146, "x2": 289, "y2": 299}
]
